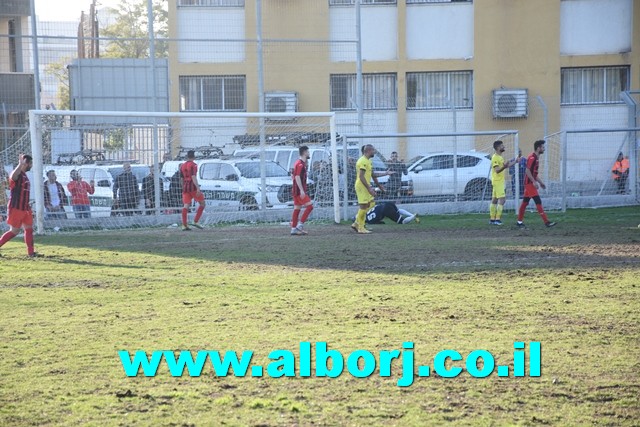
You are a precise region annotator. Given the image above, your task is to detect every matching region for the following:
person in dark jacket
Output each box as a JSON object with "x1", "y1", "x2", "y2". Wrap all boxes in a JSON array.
[
  {"x1": 168, "y1": 166, "x2": 184, "y2": 212},
  {"x1": 43, "y1": 170, "x2": 68, "y2": 219},
  {"x1": 142, "y1": 169, "x2": 161, "y2": 215},
  {"x1": 385, "y1": 151, "x2": 407, "y2": 200},
  {"x1": 113, "y1": 163, "x2": 139, "y2": 216}
]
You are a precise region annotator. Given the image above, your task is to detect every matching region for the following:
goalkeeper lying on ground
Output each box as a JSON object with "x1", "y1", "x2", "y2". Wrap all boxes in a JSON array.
[{"x1": 365, "y1": 202, "x2": 419, "y2": 225}]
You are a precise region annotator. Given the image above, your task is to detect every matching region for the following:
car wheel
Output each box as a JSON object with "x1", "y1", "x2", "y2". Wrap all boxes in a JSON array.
[
  {"x1": 240, "y1": 196, "x2": 259, "y2": 211},
  {"x1": 464, "y1": 179, "x2": 492, "y2": 200}
]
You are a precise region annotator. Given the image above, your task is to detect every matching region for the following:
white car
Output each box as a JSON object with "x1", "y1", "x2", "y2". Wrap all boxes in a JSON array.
[
  {"x1": 198, "y1": 159, "x2": 292, "y2": 210},
  {"x1": 407, "y1": 152, "x2": 493, "y2": 200}
]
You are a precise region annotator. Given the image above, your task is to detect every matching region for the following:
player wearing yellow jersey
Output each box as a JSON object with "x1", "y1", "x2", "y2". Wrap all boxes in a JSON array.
[
  {"x1": 490, "y1": 140, "x2": 517, "y2": 225},
  {"x1": 352, "y1": 144, "x2": 393, "y2": 234}
]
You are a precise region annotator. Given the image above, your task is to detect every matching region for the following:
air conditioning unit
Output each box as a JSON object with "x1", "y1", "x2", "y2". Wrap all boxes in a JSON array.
[
  {"x1": 492, "y1": 89, "x2": 528, "y2": 119},
  {"x1": 265, "y1": 91, "x2": 298, "y2": 121}
]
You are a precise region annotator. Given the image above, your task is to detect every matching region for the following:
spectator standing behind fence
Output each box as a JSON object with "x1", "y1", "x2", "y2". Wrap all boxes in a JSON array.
[
  {"x1": 509, "y1": 149, "x2": 526, "y2": 198},
  {"x1": 168, "y1": 167, "x2": 183, "y2": 213},
  {"x1": 611, "y1": 152, "x2": 629, "y2": 194},
  {"x1": 67, "y1": 170, "x2": 94, "y2": 219},
  {"x1": 142, "y1": 169, "x2": 161, "y2": 215},
  {"x1": 43, "y1": 170, "x2": 68, "y2": 220},
  {"x1": 385, "y1": 151, "x2": 407, "y2": 199},
  {"x1": 0, "y1": 168, "x2": 8, "y2": 223},
  {"x1": 113, "y1": 163, "x2": 139, "y2": 216}
]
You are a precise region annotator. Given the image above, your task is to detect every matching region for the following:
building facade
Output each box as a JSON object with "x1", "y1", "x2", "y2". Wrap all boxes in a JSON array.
[{"x1": 168, "y1": 0, "x2": 640, "y2": 158}]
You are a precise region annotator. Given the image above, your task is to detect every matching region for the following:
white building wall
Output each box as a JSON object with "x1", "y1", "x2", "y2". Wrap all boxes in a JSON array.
[
  {"x1": 560, "y1": 0, "x2": 633, "y2": 55},
  {"x1": 561, "y1": 104, "x2": 629, "y2": 181},
  {"x1": 177, "y1": 8, "x2": 245, "y2": 63},
  {"x1": 335, "y1": 111, "x2": 398, "y2": 155},
  {"x1": 330, "y1": 5, "x2": 397, "y2": 62},
  {"x1": 405, "y1": 110, "x2": 475, "y2": 159},
  {"x1": 406, "y1": 3, "x2": 474, "y2": 60},
  {"x1": 178, "y1": 117, "x2": 248, "y2": 151}
]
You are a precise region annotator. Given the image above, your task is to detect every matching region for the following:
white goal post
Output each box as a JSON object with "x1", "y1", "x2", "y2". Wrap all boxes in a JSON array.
[{"x1": 28, "y1": 110, "x2": 339, "y2": 234}]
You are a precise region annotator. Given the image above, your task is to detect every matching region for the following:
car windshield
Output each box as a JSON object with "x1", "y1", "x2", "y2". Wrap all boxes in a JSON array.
[
  {"x1": 235, "y1": 162, "x2": 289, "y2": 178},
  {"x1": 108, "y1": 165, "x2": 150, "y2": 182}
]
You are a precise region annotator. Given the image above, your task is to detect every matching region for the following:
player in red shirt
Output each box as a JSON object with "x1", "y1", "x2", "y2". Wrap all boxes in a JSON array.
[
  {"x1": 290, "y1": 145, "x2": 314, "y2": 235},
  {"x1": 180, "y1": 150, "x2": 205, "y2": 231},
  {"x1": 0, "y1": 154, "x2": 38, "y2": 257},
  {"x1": 517, "y1": 140, "x2": 556, "y2": 228}
]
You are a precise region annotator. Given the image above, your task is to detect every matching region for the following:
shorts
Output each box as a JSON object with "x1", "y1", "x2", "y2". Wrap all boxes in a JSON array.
[
  {"x1": 293, "y1": 194, "x2": 311, "y2": 206},
  {"x1": 492, "y1": 183, "x2": 506, "y2": 199},
  {"x1": 182, "y1": 191, "x2": 205, "y2": 205},
  {"x1": 355, "y1": 185, "x2": 374, "y2": 206},
  {"x1": 7, "y1": 208, "x2": 33, "y2": 228},
  {"x1": 523, "y1": 183, "x2": 539, "y2": 198}
]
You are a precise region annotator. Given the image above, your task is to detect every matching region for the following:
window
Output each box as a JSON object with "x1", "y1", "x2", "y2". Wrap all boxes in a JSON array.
[
  {"x1": 457, "y1": 155, "x2": 480, "y2": 168},
  {"x1": 178, "y1": 0, "x2": 244, "y2": 6},
  {"x1": 329, "y1": 0, "x2": 396, "y2": 5},
  {"x1": 179, "y1": 76, "x2": 245, "y2": 111},
  {"x1": 561, "y1": 66, "x2": 630, "y2": 105},
  {"x1": 330, "y1": 73, "x2": 397, "y2": 111},
  {"x1": 407, "y1": 0, "x2": 471, "y2": 3},
  {"x1": 407, "y1": 71, "x2": 472, "y2": 110},
  {"x1": 200, "y1": 163, "x2": 220, "y2": 180},
  {"x1": 218, "y1": 164, "x2": 236, "y2": 181},
  {"x1": 419, "y1": 155, "x2": 454, "y2": 170}
]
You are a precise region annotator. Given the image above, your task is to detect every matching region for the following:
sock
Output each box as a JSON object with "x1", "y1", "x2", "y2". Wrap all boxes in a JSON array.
[
  {"x1": 194, "y1": 205, "x2": 205, "y2": 223},
  {"x1": 402, "y1": 214, "x2": 416, "y2": 224},
  {"x1": 300, "y1": 204, "x2": 313, "y2": 223},
  {"x1": 291, "y1": 209, "x2": 301, "y2": 229},
  {"x1": 489, "y1": 203, "x2": 497, "y2": 220},
  {"x1": 24, "y1": 228, "x2": 34, "y2": 256},
  {"x1": 181, "y1": 208, "x2": 188, "y2": 226},
  {"x1": 398, "y1": 208, "x2": 412, "y2": 217},
  {"x1": 536, "y1": 204, "x2": 549, "y2": 223},
  {"x1": 496, "y1": 204, "x2": 503, "y2": 220},
  {"x1": 0, "y1": 230, "x2": 17, "y2": 248},
  {"x1": 356, "y1": 209, "x2": 366, "y2": 228},
  {"x1": 517, "y1": 201, "x2": 527, "y2": 222}
]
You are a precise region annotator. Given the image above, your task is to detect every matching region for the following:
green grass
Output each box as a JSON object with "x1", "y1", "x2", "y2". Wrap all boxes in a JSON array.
[{"x1": 1, "y1": 207, "x2": 639, "y2": 426}]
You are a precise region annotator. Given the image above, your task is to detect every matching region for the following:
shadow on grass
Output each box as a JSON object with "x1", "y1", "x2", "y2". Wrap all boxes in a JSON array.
[{"x1": 33, "y1": 207, "x2": 640, "y2": 275}]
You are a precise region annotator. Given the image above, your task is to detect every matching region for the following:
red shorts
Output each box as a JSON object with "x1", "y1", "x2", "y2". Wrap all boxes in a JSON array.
[
  {"x1": 182, "y1": 191, "x2": 205, "y2": 205},
  {"x1": 524, "y1": 183, "x2": 539, "y2": 198},
  {"x1": 7, "y1": 208, "x2": 33, "y2": 228},
  {"x1": 293, "y1": 194, "x2": 312, "y2": 206}
]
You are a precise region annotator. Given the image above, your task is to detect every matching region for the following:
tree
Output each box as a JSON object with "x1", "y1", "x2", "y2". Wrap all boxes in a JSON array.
[
  {"x1": 45, "y1": 58, "x2": 72, "y2": 110},
  {"x1": 100, "y1": 0, "x2": 168, "y2": 58}
]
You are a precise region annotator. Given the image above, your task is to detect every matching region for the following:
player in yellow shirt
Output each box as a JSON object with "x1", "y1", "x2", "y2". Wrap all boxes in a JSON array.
[
  {"x1": 490, "y1": 140, "x2": 518, "y2": 225},
  {"x1": 352, "y1": 144, "x2": 393, "y2": 234}
]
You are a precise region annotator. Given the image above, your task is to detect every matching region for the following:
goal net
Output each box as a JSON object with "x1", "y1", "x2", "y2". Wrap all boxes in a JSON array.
[{"x1": 25, "y1": 110, "x2": 339, "y2": 234}]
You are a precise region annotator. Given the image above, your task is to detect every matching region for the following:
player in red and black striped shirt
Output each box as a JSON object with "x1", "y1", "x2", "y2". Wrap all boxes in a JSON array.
[
  {"x1": 290, "y1": 146, "x2": 314, "y2": 235},
  {"x1": 180, "y1": 150, "x2": 205, "y2": 231},
  {"x1": 0, "y1": 154, "x2": 38, "y2": 257},
  {"x1": 516, "y1": 140, "x2": 556, "y2": 228}
]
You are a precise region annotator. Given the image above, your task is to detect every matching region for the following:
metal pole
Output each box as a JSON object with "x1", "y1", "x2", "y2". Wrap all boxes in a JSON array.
[
  {"x1": 355, "y1": 0, "x2": 363, "y2": 135},
  {"x1": 29, "y1": 111, "x2": 44, "y2": 234},
  {"x1": 451, "y1": 100, "x2": 458, "y2": 202},
  {"x1": 342, "y1": 135, "x2": 349, "y2": 222},
  {"x1": 256, "y1": 0, "x2": 267, "y2": 211},
  {"x1": 536, "y1": 95, "x2": 549, "y2": 185},
  {"x1": 561, "y1": 132, "x2": 567, "y2": 212},
  {"x1": 514, "y1": 132, "x2": 520, "y2": 205},
  {"x1": 330, "y1": 116, "x2": 340, "y2": 223},
  {"x1": 147, "y1": 0, "x2": 162, "y2": 219},
  {"x1": 29, "y1": 0, "x2": 41, "y2": 109}
]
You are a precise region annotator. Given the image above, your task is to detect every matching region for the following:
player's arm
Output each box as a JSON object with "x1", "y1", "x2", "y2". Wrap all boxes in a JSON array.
[
  {"x1": 191, "y1": 171, "x2": 201, "y2": 193},
  {"x1": 9, "y1": 154, "x2": 29, "y2": 181},
  {"x1": 525, "y1": 166, "x2": 539, "y2": 188},
  {"x1": 536, "y1": 176, "x2": 546, "y2": 189},
  {"x1": 494, "y1": 159, "x2": 515, "y2": 174},
  {"x1": 295, "y1": 174, "x2": 305, "y2": 197}
]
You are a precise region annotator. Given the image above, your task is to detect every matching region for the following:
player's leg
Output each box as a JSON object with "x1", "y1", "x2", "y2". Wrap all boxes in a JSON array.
[
  {"x1": 291, "y1": 203, "x2": 302, "y2": 235},
  {"x1": 489, "y1": 196, "x2": 498, "y2": 224},
  {"x1": 353, "y1": 187, "x2": 372, "y2": 233},
  {"x1": 495, "y1": 197, "x2": 505, "y2": 225},
  {"x1": 191, "y1": 193, "x2": 206, "y2": 229},
  {"x1": 493, "y1": 184, "x2": 506, "y2": 225},
  {"x1": 532, "y1": 196, "x2": 555, "y2": 227},
  {"x1": 517, "y1": 196, "x2": 530, "y2": 226},
  {"x1": 0, "y1": 224, "x2": 20, "y2": 249},
  {"x1": 396, "y1": 207, "x2": 418, "y2": 224},
  {"x1": 181, "y1": 192, "x2": 192, "y2": 231},
  {"x1": 297, "y1": 196, "x2": 313, "y2": 234}
]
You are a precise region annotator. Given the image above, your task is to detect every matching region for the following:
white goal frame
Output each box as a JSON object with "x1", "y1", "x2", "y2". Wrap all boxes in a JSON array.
[{"x1": 28, "y1": 110, "x2": 339, "y2": 234}]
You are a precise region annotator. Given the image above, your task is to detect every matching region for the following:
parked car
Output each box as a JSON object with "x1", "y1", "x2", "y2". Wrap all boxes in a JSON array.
[
  {"x1": 407, "y1": 151, "x2": 493, "y2": 200},
  {"x1": 197, "y1": 158, "x2": 292, "y2": 210}
]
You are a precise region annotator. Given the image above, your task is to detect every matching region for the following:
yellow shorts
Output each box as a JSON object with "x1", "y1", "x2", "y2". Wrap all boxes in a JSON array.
[
  {"x1": 355, "y1": 185, "x2": 374, "y2": 206},
  {"x1": 492, "y1": 184, "x2": 506, "y2": 199}
]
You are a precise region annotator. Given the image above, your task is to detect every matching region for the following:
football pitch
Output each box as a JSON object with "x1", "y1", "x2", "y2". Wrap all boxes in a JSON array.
[{"x1": 1, "y1": 207, "x2": 639, "y2": 426}]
